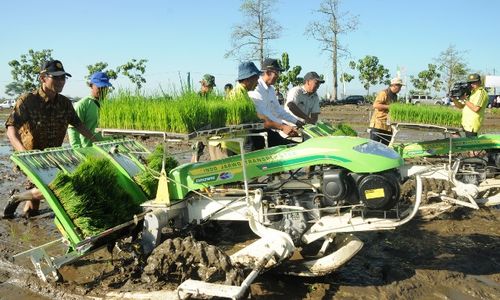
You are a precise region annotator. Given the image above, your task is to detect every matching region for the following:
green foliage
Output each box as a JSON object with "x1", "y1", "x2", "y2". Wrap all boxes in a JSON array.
[
  {"x1": 86, "y1": 59, "x2": 147, "y2": 89},
  {"x1": 86, "y1": 62, "x2": 118, "y2": 80},
  {"x1": 390, "y1": 103, "x2": 461, "y2": 127},
  {"x1": 49, "y1": 157, "x2": 141, "y2": 237},
  {"x1": 410, "y1": 64, "x2": 442, "y2": 95},
  {"x1": 339, "y1": 72, "x2": 354, "y2": 83},
  {"x1": 117, "y1": 59, "x2": 148, "y2": 90},
  {"x1": 100, "y1": 90, "x2": 259, "y2": 133},
  {"x1": 134, "y1": 145, "x2": 179, "y2": 199},
  {"x1": 349, "y1": 55, "x2": 390, "y2": 95},
  {"x1": 5, "y1": 82, "x2": 25, "y2": 98},
  {"x1": 7, "y1": 49, "x2": 53, "y2": 94},
  {"x1": 277, "y1": 52, "x2": 303, "y2": 92},
  {"x1": 333, "y1": 123, "x2": 357, "y2": 136}
]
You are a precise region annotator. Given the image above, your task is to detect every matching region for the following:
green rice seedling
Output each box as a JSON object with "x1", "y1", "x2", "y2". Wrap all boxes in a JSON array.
[
  {"x1": 49, "y1": 157, "x2": 142, "y2": 237},
  {"x1": 134, "y1": 145, "x2": 178, "y2": 199},
  {"x1": 100, "y1": 90, "x2": 259, "y2": 133},
  {"x1": 333, "y1": 123, "x2": 358, "y2": 136},
  {"x1": 390, "y1": 103, "x2": 462, "y2": 127}
]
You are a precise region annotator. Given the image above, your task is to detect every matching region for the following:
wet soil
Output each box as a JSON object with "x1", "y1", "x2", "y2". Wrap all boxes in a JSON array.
[{"x1": 0, "y1": 106, "x2": 499, "y2": 299}]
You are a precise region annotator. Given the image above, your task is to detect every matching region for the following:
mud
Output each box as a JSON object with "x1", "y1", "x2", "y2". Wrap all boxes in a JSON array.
[{"x1": 0, "y1": 107, "x2": 499, "y2": 299}]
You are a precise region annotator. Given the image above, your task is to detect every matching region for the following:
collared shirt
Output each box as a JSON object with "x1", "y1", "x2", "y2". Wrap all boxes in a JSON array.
[
  {"x1": 5, "y1": 88, "x2": 82, "y2": 150},
  {"x1": 68, "y1": 95, "x2": 101, "y2": 148},
  {"x1": 249, "y1": 77, "x2": 298, "y2": 124},
  {"x1": 369, "y1": 88, "x2": 397, "y2": 131},
  {"x1": 284, "y1": 85, "x2": 321, "y2": 121},
  {"x1": 462, "y1": 86, "x2": 488, "y2": 132}
]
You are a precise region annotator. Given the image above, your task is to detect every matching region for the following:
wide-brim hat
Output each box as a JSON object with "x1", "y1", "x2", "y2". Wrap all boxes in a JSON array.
[
  {"x1": 90, "y1": 71, "x2": 112, "y2": 88},
  {"x1": 40, "y1": 60, "x2": 72, "y2": 77},
  {"x1": 237, "y1": 61, "x2": 262, "y2": 81}
]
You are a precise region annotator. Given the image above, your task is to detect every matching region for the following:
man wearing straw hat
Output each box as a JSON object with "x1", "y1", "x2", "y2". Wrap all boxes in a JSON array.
[
  {"x1": 3, "y1": 60, "x2": 95, "y2": 219},
  {"x1": 368, "y1": 77, "x2": 403, "y2": 145}
]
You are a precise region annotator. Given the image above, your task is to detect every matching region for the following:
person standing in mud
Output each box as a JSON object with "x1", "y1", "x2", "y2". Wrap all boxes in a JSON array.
[
  {"x1": 368, "y1": 77, "x2": 403, "y2": 145},
  {"x1": 285, "y1": 71, "x2": 324, "y2": 125},
  {"x1": 68, "y1": 71, "x2": 112, "y2": 148},
  {"x1": 248, "y1": 58, "x2": 303, "y2": 149},
  {"x1": 452, "y1": 73, "x2": 489, "y2": 137},
  {"x1": 3, "y1": 60, "x2": 96, "y2": 218}
]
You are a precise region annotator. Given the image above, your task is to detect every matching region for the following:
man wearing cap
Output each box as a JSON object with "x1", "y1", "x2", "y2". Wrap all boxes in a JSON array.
[
  {"x1": 285, "y1": 72, "x2": 324, "y2": 125},
  {"x1": 248, "y1": 58, "x2": 302, "y2": 149},
  {"x1": 68, "y1": 71, "x2": 112, "y2": 148},
  {"x1": 452, "y1": 73, "x2": 489, "y2": 137},
  {"x1": 199, "y1": 74, "x2": 216, "y2": 97},
  {"x1": 368, "y1": 77, "x2": 403, "y2": 145},
  {"x1": 3, "y1": 60, "x2": 96, "y2": 218}
]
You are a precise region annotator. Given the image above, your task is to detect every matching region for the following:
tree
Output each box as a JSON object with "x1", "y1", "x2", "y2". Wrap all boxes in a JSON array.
[
  {"x1": 5, "y1": 82, "x2": 25, "y2": 98},
  {"x1": 86, "y1": 62, "x2": 118, "y2": 81},
  {"x1": 305, "y1": 0, "x2": 358, "y2": 101},
  {"x1": 410, "y1": 64, "x2": 442, "y2": 95},
  {"x1": 435, "y1": 45, "x2": 468, "y2": 94},
  {"x1": 339, "y1": 72, "x2": 354, "y2": 98},
  {"x1": 86, "y1": 59, "x2": 147, "y2": 90},
  {"x1": 117, "y1": 59, "x2": 148, "y2": 90},
  {"x1": 7, "y1": 49, "x2": 53, "y2": 94},
  {"x1": 349, "y1": 55, "x2": 389, "y2": 95},
  {"x1": 276, "y1": 52, "x2": 302, "y2": 94},
  {"x1": 225, "y1": 0, "x2": 282, "y2": 65}
]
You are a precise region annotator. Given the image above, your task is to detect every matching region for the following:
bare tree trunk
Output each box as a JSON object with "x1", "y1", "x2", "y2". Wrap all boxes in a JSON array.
[{"x1": 332, "y1": 33, "x2": 338, "y2": 100}]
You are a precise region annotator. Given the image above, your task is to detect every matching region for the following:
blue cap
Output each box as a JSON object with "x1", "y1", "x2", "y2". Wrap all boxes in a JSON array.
[
  {"x1": 237, "y1": 61, "x2": 261, "y2": 81},
  {"x1": 90, "y1": 72, "x2": 112, "y2": 88}
]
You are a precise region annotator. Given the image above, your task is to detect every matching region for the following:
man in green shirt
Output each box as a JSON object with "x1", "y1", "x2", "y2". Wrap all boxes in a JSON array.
[
  {"x1": 452, "y1": 73, "x2": 489, "y2": 137},
  {"x1": 68, "y1": 72, "x2": 112, "y2": 147},
  {"x1": 207, "y1": 61, "x2": 261, "y2": 159}
]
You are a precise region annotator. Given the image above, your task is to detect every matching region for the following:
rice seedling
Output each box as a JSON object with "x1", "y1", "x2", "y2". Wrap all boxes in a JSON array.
[
  {"x1": 390, "y1": 103, "x2": 462, "y2": 127},
  {"x1": 332, "y1": 123, "x2": 357, "y2": 136},
  {"x1": 49, "y1": 157, "x2": 142, "y2": 237},
  {"x1": 134, "y1": 145, "x2": 178, "y2": 199},
  {"x1": 100, "y1": 90, "x2": 259, "y2": 133}
]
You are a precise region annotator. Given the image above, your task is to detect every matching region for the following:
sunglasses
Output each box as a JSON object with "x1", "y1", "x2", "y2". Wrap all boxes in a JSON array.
[{"x1": 46, "y1": 74, "x2": 68, "y2": 81}]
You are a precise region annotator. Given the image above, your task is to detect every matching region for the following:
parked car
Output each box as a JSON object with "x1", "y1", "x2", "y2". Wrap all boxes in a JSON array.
[
  {"x1": 0, "y1": 99, "x2": 15, "y2": 109},
  {"x1": 334, "y1": 95, "x2": 366, "y2": 105},
  {"x1": 409, "y1": 95, "x2": 444, "y2": 105}
]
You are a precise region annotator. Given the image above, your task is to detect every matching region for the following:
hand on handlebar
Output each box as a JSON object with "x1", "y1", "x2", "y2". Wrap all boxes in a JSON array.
[{"x1": 281, "y1": 124, "x2": 298, "y2": 137}]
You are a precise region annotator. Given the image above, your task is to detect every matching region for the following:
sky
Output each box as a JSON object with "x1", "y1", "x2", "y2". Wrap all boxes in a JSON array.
[{"x1": 1, "y1": 0, "x2": 499, "y2": 99}]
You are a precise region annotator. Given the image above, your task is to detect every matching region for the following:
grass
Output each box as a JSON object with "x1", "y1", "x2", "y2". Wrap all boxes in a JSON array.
[
  {"x1": 100, "y1": 90, "x2": 259, "y2": 133},
  {"x1": 390, "y1": 103, "x2": 462, "y2": 127}
]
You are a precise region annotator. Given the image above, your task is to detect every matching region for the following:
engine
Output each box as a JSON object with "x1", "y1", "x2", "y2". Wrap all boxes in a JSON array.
[
  {"x1": 321, "y1": 169, "x2": 400, "y2": 210},
  {"x1": 261, "y1": 168, "x2": 402, "y2": 244}
]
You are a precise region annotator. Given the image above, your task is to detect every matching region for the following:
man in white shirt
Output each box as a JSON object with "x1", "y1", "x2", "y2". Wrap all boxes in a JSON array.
[
  {"x1": 285, "y1": 72, "x2": 323, "y2": 124},
  {"x1": 248, "y1": 58, "x2": 304, "y2": 149}
]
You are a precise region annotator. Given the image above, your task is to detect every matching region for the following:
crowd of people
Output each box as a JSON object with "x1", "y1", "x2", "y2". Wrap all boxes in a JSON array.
[{"x1": 1, "y1": 57, "x2": 490, "y2": 218}]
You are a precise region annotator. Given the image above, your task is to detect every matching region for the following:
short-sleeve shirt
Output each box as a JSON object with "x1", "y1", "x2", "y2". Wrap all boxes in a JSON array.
[
  {"x1": 284, "y1": 85, "x2": 321, "y2": 121},
  {"x1": 68, "y1": 95, "x2": 100, "y2": 148},
  {"x1": 5, "y1": 88, "x2": 82, "y2": 150},
  {"x1": 462, "y1": 86, "x2": 488, "y2": 133},
  {"x1": 369, "y1": 88, "x2": 397, "y2": 131}
]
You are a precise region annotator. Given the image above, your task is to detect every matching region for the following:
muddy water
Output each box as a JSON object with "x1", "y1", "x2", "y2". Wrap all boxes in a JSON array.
[{"x1": 0, "y1": 107, "x2": 499, "y2": 299}]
